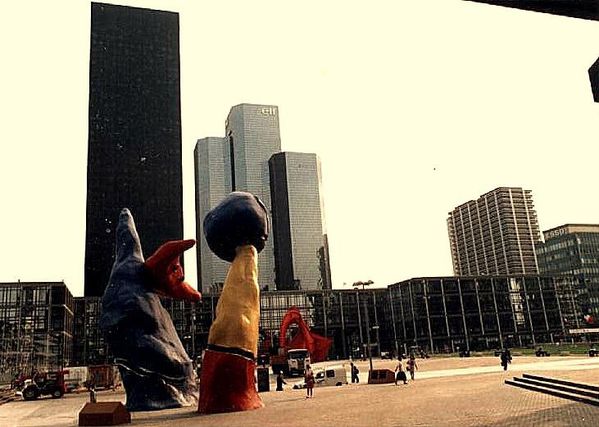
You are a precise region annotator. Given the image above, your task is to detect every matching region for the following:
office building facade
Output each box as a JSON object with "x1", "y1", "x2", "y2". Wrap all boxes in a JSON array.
[
  {"x1": 0, "y1": 282, "x2": 73, "y2": 380},
  {"x1": 389, "y1": 275, "x2": 581, "y2": 353},
  {"x1": 84, "y1": 3, "x2": 183, "y2": 297},
  {"x1": 1, "y1": 276, "x2": 582, "y2": 374},
  {"x1": 224, "y1": 104, "x2": 282, "y2": 290},
  {"x1": 258, "y1": 289, "x2": 393, "y2": 361},
  {"x1": 447, "y1": 187, "x2": 541, "y2": 276},
  {"x1": 167, "y1": 276, "x2": 581, "y2": 361},
  {"x1": 269, "y1": 152, "x2": 332, "y2": 290},
  {"x1": 194, "y1": 137, "x2": 232, "y2": 294},
  {"x1": 72, "y1": 297, "x2": 110, "y2": 366},
  {"x1": 537, "y1": 224, "x2": 599, "y2": 321}
]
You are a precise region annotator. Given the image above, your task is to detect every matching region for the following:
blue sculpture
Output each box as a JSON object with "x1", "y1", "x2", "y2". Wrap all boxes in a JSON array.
[{"x1": 100, "y1": 208, "x2": 200, "y2": 411}]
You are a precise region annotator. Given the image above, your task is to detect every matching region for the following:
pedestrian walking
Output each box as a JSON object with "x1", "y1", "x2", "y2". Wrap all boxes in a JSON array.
[
  {"x1": 350, "y1": 362, "x2": 360, "y2": 384},
  {"x1": 276, "y1": 372, "x2": 287, "y2": 391},
  {"x1": 407, "y1": 356, "x2": 418, "y2": 380},
  {"x1": 500, "y1": 348, "x2": 512, "y2": 371},
  {"x1": 304, "y1": 364, "x2": 315, "y2": 398},
  {"x1": 87, "y1": 380, "x2": 97, "y2": 403},
  {"x1": 395, "y1": 360, "x2": 408, "y2": 385}
]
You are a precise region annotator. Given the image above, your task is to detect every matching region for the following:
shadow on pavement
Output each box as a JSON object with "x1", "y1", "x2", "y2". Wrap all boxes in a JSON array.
[
  {"x1": 269, "y1": 396, "x2": 313, "y2": 404},
  {"x1": 484, "y1": 402, "x2": 599, "y2": 427},
  {"x1": 132, "y1": 408, "x2": 198, "y2": 425}
]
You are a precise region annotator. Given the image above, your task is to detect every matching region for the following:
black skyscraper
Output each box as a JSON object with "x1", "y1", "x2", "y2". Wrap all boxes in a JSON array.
[{"x1": 84, "y1": 3, "x2": 183, "y2": 297}]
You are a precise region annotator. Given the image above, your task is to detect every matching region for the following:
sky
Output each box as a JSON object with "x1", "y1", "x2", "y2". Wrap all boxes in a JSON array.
[{"x1": 1, "y1": 0, "x2": 598, "y2": 297}]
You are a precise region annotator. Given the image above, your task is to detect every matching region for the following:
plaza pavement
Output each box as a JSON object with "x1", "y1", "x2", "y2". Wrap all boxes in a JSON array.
[{"x1": 2, "y1": 356, "x2": 599, "y2": 426}]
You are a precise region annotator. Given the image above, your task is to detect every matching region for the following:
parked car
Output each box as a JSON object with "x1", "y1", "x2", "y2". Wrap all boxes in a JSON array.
[
  {"x1": 589, "y1": 347, "x2": 599, "y2": 357},
  {"x1": 293, "y1": 366, "x2": 348, "y2": 389}
]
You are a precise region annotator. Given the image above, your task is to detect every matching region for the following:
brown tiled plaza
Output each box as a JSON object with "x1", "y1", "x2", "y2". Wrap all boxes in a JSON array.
[{"x1": 2, "y1": 356, "x2": 599, "y2": 426}]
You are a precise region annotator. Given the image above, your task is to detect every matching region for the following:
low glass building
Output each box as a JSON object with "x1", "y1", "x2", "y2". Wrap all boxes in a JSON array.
[
  {"x1": 61, "y1": 275, "x2": 590, "y2": 366},
  {"x1": 0, "y1": 274, "x2": 584, "y2": 373},
  {"x1": 258, "y1": 289, "x2": 392, "y2": 360},
  {"x1": 0, "y1": 282, "x2": 73, "y2": 379},
  {"x1": 537, "y1": 224, "x2": 599, "y2": 321},
  {"x1": 389, "y1": 276, "x2": 583, "y2": 353}
]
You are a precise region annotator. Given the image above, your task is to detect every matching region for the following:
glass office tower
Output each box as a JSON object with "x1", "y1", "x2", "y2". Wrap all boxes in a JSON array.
[
  {"x1": 225, "y1": 104, "x2": 282, "y2": 290},
  {"x1": 84, "y1": 3, "x2": 183, "y2": 297},
  {"x1": 537, "y1": 224, "x2": 599, "y2": 322},
  {"x1": 194, "y1": 137, "x2": 232, "y2": 294},
  {"x1": 269, "y1": 152, "x2": 332, "y2": 290}
]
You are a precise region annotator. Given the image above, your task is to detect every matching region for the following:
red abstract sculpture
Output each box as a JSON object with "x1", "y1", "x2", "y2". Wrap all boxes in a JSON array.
[{"x1": 279, "y1": 307, "x2": 332, "y2": 363}]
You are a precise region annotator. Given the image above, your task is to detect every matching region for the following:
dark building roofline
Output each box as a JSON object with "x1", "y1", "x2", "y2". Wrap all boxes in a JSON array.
[
  {"x1": 390, "y1": 273, "x2": 572, "y2": 286},
  {"x1": 0, "y1": 280, "x2": 67, "y2": 286},
  {"x1": 92, "y1": 2, "x2": 178, "y2": 16},
  {"x1": 464, "y1": 0, "x2": 599, "y2": 21}
]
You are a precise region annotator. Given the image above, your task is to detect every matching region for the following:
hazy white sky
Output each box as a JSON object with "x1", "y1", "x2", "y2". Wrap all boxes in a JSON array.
[{"x1": 1, "y1": 0, "x2": 598, "y2": 297}]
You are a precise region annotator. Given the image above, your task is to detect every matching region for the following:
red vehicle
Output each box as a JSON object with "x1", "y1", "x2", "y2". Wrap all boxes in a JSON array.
[{"x1": 20, "y1": 370, "x2": 68, "y2": 400}]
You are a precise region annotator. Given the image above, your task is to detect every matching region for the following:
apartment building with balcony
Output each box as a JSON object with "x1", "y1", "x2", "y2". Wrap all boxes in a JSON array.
[{"x1": 447, "y1": 187, "x2": 541, "y2": 276}]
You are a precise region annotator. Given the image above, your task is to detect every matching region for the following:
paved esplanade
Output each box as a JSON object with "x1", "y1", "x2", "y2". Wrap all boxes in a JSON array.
[{"x1": 2, "y1": 356, "x2": 599, "y2": 426}]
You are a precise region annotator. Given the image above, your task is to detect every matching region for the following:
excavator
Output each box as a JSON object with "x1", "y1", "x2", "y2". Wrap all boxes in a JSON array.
[{"x1": 268, "y1": 306, "x2": 332, "y2": 376}]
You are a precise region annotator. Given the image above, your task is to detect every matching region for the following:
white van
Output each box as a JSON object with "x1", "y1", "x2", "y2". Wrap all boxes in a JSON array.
[
  {"x1": 316, "y1": 366, "x2": 348, "y2": 387},
  {"x1": 293, "y1": 365, "x2": 348, "y2": 389}
]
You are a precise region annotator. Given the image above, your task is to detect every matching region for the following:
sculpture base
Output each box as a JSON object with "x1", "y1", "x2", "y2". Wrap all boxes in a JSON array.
[
  {"x1": 79, "y1": 402, "x2": 131, "y2": 426},
  {"x1": 368, "y1": 369, "x2": 396, "y2": 384},
  {"x1": 198, "y1": 349, "x2": 263, "y2": 414}
]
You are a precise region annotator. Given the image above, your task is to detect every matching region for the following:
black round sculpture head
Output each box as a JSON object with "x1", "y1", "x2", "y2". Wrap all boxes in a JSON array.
[{"x1": 203, "y1": 191, "x2": 269, "y2": 262}]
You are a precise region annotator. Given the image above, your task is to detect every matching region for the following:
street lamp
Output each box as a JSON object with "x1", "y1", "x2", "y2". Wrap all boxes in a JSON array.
[
  {"x1": 351, "y1": 280, "x2": 374, "y2": 372},
  {"x1": 372, "y1": 325, "x2": 380, "y2": 359},
  {"x1": 50, "y1": 332, "x2": 63, "y2": 372},
  {"x1": 191, "y1": 306, "x2": 196, "y2": 359}
]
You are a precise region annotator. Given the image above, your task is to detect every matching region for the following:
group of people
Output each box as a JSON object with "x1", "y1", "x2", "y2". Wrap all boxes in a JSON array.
[
  {"x1": 395, "y1": 356, "x2": 418, "y2": 385},
  {"x1": 275, "y1": 347, "x2": 512, "y2": 398},
  {"x1": 275, "y1": 355, "x2": 421, "y2": 396}
]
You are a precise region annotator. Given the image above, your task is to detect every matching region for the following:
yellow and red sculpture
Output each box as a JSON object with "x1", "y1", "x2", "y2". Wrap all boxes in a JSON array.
[{"x1": 198, "y1": 191, "x2": 269, "y2": 414}]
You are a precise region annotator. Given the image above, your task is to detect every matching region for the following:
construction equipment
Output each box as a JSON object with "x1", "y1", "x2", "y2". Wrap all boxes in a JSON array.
[{"x1": 19, "y1": 370, "x2": 68, "y2": 400}]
